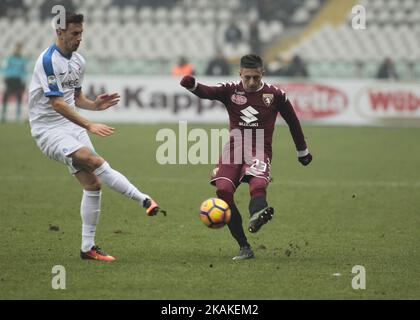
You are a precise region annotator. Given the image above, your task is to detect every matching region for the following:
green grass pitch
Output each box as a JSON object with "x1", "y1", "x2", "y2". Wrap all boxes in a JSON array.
[{"x1": 0, "y1": 123, "x2": 419, "y2": 299}]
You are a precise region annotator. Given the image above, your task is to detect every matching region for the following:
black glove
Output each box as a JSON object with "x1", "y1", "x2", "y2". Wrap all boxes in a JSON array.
[
  {"x1": 180, "y1": 75, "x2": 196, "y2": 90},
  {"x1": 298, "y1": 153, "x2": 312, "y2": 166}
]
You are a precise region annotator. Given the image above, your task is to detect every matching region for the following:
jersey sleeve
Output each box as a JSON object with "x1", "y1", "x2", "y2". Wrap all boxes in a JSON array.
[
  {"x1": 37, "y1": 51, "x2": 64, "y2": 97},
  {"x1": 191, "y1": 82, "x2": 230, "y2": 103},
  {"x1": 276, "y1": 88, "x2": 308, "y2": 151}
]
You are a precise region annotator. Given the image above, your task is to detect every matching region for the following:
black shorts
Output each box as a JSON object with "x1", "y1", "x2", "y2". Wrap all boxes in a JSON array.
[{"x1": 5, "y1": 78, "x2": 25, "y2": 95}]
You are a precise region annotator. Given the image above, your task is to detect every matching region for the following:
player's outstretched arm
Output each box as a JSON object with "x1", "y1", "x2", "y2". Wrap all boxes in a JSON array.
[
  {"x1": 75, "y1": 90, "x2": 120, "y2": 111},
  {"x1": 278, "y1": 98, "x2": 313, "y2": 166},
  {"x1": 180, "y1": 75, "x2": 198, "y2": 91},
  {"x1": 49, "y1": 96, "x2": 115, "y2": 137},
  {"x1": 180, "y1": 75, "x2": 226, "y2": 101}
]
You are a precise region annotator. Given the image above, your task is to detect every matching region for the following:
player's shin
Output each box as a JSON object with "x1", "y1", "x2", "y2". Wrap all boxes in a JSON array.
[
  {"x1": 228, "y1": 203, "x2": 250, "y2": 248},
  {"x1": 249, "y1": 196, "x2": 268, "y2": 216},
  {"x1": 249, "y1": 178, "x2": 268, "y2": 216},
  {"x1": 93, "y1": 162, "x2": 149, "y2": 205},
  {"x1": 248, "y1": 178, "x2": 274, "y2": 233},
  {"x1": 216, "y1": 180, "x2": 250, "y2": 248},
  {"x1": 80, "y1": 190, "x2": 101, "y2": 252}
]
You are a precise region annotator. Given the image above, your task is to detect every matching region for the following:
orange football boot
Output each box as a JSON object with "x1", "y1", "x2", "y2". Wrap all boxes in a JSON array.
[
  {"x1": 80, "y1": 245, "x2": 116, "y2": 262},
  {"x1": 143, "y1": 198, "x2": 166, "y2": 216}
]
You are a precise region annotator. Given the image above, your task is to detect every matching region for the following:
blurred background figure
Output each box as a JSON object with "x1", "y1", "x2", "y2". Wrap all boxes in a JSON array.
[
  {"x1": 376, "y1": 57, "x2": 399, "y2": 80},
  {"x1": 266, "y1": 54, "x2": 289, "y2": 77},
  {"x1": 248, "y1": 19, "x2": 261, "y2": 56},
  {"x1": 1, "y1": 42, "x2": 27, "y2": 123},
  {"x1": 172, "y1": 57, "x2": 195, "y2": 77},
  {"x1": 205, "y1": 51, "x2": 231, "y2": 76},
  {"x1": 0, "y1": 0, "x2": 26, "y2": 19},
  {"x1": 285, "y1": 54, "x2": 309, "y2": 78},
  {"x1": 224, "y1": 22, "x2": 243, "y2": 47},
  {"x1": 0, "y1": 0, "x2": 418, "y2": 79}
]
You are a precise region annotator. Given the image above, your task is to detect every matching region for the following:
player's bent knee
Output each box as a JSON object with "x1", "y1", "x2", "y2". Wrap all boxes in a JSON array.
[
  {"x1": 71, "y1": 148, "x2": 104, "y2": 171},
  {"x1": 84, "y1": 179, "x2": 101, "y2": 191},
  {"x1": 216, "y1": 180, "x2": 235, "y2": 204},
  {"x1": 79, "y1": 154, "x2": 104, "y2": 171},
  {"x1": 75, "y1": 170, "x2": 102, "y2": 191},
  {"x1": 73, "y1": 155, "x2": 104, "y2": 172},
  {"x1": 89, "y1": 155, "x2": 105, "y2": 170},
  {"x1": 216, "y1": 188, "x2": 232, "y2": 198},
  {"x1": 249, "y1": 178, "x2": 268, "y2": 198}
]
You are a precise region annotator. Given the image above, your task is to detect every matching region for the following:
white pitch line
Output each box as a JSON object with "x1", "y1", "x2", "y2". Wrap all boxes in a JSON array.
[{"x1": 0, "y1": 176, "x2": 419, "y2": 188}]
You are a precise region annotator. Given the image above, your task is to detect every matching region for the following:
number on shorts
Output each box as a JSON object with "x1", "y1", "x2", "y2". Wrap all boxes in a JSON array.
[{"x1": 250, "y1": 159, "x2": 267, "y2": 173}]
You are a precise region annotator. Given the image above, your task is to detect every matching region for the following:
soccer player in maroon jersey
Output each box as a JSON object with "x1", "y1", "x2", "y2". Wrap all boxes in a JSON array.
[{"x1": 180, "y1": 54, "x2": 312, "y2": 260}]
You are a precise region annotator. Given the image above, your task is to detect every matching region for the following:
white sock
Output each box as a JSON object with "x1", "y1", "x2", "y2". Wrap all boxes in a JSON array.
[
  {"x1": 80, "y1": 189, "x2": 101, "y2": 253},
  {"x1": 94, "y1": 162, "x2": 149, "y2": 206}
]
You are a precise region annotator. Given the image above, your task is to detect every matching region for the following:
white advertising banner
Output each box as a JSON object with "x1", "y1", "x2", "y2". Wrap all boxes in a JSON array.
[
  {"x1": 78, "y1": 76, "x2": 231, "y2": 123},
  {"x1": 76, "y1": 76, "x2": 420, "y2": 126}
]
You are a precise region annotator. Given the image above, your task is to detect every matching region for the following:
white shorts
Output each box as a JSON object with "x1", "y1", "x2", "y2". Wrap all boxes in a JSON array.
[{"x1": 33, "y1": 125, "x2": 96, "y2": 174}]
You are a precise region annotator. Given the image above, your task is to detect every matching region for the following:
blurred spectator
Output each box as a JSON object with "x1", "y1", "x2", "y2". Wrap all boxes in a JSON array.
[
  {"x1": 266, "y1": 55, "x2": 288, "y2": 76},
  {"x1": 0, "y1": 2, "x2": 6, "y2": 18},
  {"x1": 112, "y1": 0, "x2": 176, "y2": 9},
  {"x1": 0, "y1": 0, "x2": 26, "y2": 19},
  {"x1": 376, "y1": 58, "x2": 399, "y2": 80},
  {"x1": 205, "y1": 51, "x2": 231, "y2": 76},
  {"x1": 285, "y1": 54, "x2": 309, "y2": 77},
  {"x1": 172, "y1": 57, "x2": 195, "y2": 77},
  {"x1": 1, "y1": 43, "x2": 28, "y2": 123},
  {"x1": 224, "y1": 23, "x2": 243, "y2": 47},
  {"x1": 406, "y1": 61, "x2": 415, "y2": 80},
  {"x1": 355, "y1": 60, "x2": 365, "y2": 78},
  {"x1": 249, "y1": 20, "x2": 261, "y2": 56},
  {"x1": 257, "y1": 0, "x2": 288, "y2": 24},
  {"x1": 241, "y1": 0, "x2": 259, "y2": 12}
]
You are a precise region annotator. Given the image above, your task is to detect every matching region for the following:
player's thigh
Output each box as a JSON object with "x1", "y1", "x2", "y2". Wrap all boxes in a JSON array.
[
  {"x1": 210, "y1": 163, "x2": 242, "y2": 189},
  {"x1": 70, "y1": 128, "x2": 101, "y2": 164},
  {"x1": 34, "y1": 129, "x2": 86, "y2": 170},
  {"x1": 240, "y1": 155, "x2": 271, "y2": 184},
  {"x1": 75, "y1": 170, "x2": 101, "y2": 191},
  {"x1": 76, "y1": 129, "x2": 97, "y2": 154},
  {"x1": 70, "y1": 147, "x2": 104, "y2": 171},
  {"x1": 34, "y1": 128, "x2": 104, "y2": 174}
]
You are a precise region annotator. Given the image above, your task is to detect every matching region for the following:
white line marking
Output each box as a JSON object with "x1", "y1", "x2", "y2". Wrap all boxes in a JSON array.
[{"x1": 1, "y1": 176, "x2": 419, "y2": 188}]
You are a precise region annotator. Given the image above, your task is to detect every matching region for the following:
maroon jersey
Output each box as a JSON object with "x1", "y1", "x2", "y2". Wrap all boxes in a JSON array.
[{"x1": 191, "y1": 80, "x2": 307, "y2": 160}]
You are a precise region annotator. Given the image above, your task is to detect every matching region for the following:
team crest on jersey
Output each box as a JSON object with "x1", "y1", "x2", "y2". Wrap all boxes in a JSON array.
[
  {"x1": 231, "y1": 94, "x2": 247, "y2": 105},
  {"x1": 47, "y1": 75, "x2": 57, "y2": 86},
  {"x1": 263, "y1": 93, "x2": 274, "y2": 107}
]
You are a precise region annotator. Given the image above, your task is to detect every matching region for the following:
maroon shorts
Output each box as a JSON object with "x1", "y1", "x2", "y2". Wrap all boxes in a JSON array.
[{"x1": 210, "y1": 154, "x2": 272, "y2": 189}]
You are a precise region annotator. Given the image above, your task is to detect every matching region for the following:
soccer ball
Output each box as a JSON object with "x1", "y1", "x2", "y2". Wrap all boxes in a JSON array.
[{"x1": 199, "y1": 198, "x2": 231, "y2": 229}]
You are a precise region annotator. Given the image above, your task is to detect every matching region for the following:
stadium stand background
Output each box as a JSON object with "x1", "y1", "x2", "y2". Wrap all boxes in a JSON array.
[{"x1": 0, "y1": 0, "x2": 419, "y2": 79}]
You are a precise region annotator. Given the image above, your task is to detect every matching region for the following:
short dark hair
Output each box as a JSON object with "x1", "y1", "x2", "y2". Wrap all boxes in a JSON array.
[
  {"x1": 240, "y1": 54, "x2": 264, "y2": 69},
  {"x1": 57, "y1": 12, "x2": 84, "y2": 29}
]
